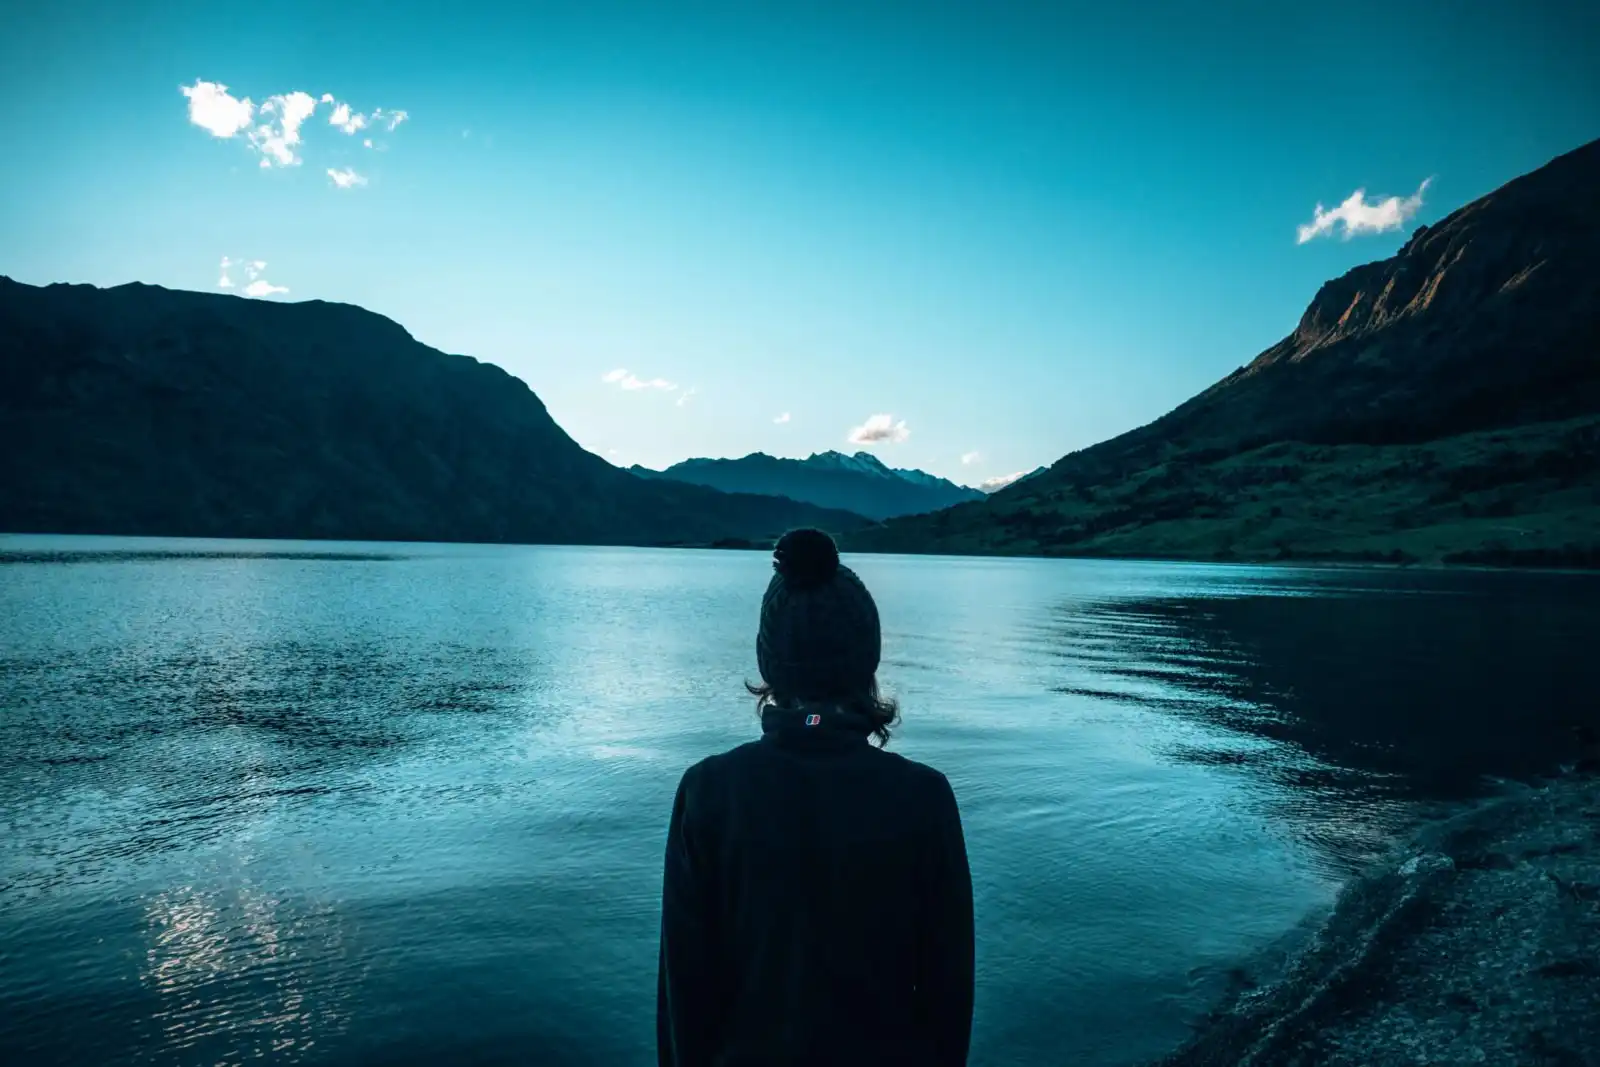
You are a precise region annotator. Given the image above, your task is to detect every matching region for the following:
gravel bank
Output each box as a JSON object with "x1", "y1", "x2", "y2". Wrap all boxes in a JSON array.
[{"x1": 1158, "y1": 772, "x2": 1600, "y2": 1067}]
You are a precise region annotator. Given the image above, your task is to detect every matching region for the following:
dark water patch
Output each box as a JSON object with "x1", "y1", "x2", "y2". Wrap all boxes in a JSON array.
[
  {"x1": 0, "y1": 639, "x2": 545, "y2": 769},
  {"x1": 37, "y1": 752, "x2": 112, "y2": 766},
  {"x1": 1060, "y1": 583, "x2": 1593, "y2": 800},
  {"x1": 1166, "y1": 746, "x2": 1259, "y2": 768},
  {"x1": 1037, "y1": 569, "x2": 1600, "y2": 887},
  {"x1": 1050, "y1": 685, "x2": 1216, "y2": 713}
]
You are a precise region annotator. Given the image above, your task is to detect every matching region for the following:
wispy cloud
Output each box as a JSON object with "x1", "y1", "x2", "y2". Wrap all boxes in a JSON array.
[
  {"x1": 327, "y1": 167, "x2": 367, "y2": 189},
  {"x1": 218, "y1": 257, "x2": 288, "y2": 298},
  {"x1": 980, "y1": 471, "x2": 1027, "y2": 491},
  {"x1": 676, "y1": 387, "x2": 698, "y2": 408},
  {"x1": 249, "y1": 91, "x2": 318, "y2": 167},
  {"x1": 774, "y1": 412, "x2": 791, "y2": 424},
  {"x1": 961, "y1": 450, "x2": 981, "y2": 465},
  {"x1": 602, "y1": 368, "x2": 678, "y2": 392},
  {"x1": 182, "y1": 79, "x2": 405, "y2": 173},
  {"x1": 182, "y1": 81, "x2": 255, "y2": 138},
  {"x1": 848, "y1": 414, "x2": 910, "y2": 445},
  {"x1": 1297, "y1": 177, "x2": 1432, "y2": 244}
]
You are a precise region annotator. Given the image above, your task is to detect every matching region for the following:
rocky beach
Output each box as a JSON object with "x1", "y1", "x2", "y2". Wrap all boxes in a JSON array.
[{"x1": 1160, "y1": 765, "x2": 1600, "y2": 1066}]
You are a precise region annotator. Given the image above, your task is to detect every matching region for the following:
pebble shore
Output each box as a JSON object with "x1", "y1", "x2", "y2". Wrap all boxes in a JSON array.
[{"x1": 1157, "y1": 772, "x2": 1600, "y2": 1067}]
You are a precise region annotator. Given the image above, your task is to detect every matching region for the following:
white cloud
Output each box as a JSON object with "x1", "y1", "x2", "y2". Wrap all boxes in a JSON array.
[
  {"x1": 601, "y1": 368, "x2": 678, "y2": 392},
  {"x1": 847, "y1": 413, "x2": 910, "y2": 445},
  {"x1": 676, "y1": 387, "x2": 698, "y2": 407},
  {"x1": 181, "y1": 80, "x2": 255, "y2": 137},
  {"x1": 218, "y1": 256, "x2": 287, "y2": 297},
  {"x1": 248, "y1": 90, "x2": 318, "y2": 167},
  {"x1": 327, "y1": 101, "x2": 369, "y2": 134},
  {"x1": 184, "y1": 81, "x2": 406, "y2": 171},
  {"x1": 327, "y1": 167, "x2": 367, "y2": 188},
  {"x1": 774, "y1": 412, "x2": 791, "y2": 424},
  {"x1": 244, "y1": 279, "x2": 289, "y2": 298},
  {"x1": 961, "y1": 450, "x2": 981, "y2": 465},
  {"x1": 1296, "y1": 177, "x2": 1432, "y2": 244},
  {"x1": 980, "y1": 471, "x2": 1028, "y2": 491}
]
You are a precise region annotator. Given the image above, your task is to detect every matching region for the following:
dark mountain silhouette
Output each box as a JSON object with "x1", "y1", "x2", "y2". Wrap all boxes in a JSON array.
[
  {"x1": 0, "y1": 278, "x2": 865, "y2": 546},
  {"x1": 850, "y1": 138, "x2": 1600, "y2": 565},
  {"x1": 631, "y1": 450, "x2": 983, "y2": 521}
]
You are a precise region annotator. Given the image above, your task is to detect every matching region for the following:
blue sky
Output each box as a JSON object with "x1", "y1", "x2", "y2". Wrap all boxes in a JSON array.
[{"x1": 2, "y1": 1, "x2": 1596, "y2": 486}]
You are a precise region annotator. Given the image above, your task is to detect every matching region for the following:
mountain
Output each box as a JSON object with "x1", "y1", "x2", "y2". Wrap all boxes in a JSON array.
[
  {"x1": 0, "y1": 278, "x2": 865, "y2": 547},
  {"x1": 849, "y1": 138, "x2": 1600, "y2": 567},
  {"x1": 631, "y1": 450, "x2": 985, "y2": 521},
  {"x1": 978, "y1": 467, "x2": 1048, "y2": 493}
]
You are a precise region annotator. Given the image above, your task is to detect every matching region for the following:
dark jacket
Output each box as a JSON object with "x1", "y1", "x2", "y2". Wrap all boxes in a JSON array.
[{"x1": 657, "y1": 705, "x2": 974, "y2": 1067}]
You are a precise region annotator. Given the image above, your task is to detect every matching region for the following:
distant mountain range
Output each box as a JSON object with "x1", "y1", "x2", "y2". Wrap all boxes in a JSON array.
[
  {"x1": 848, "y1": 138, "x2": 1600, "y2": 567},
  {"x1": 630, "y1": 450, "x2": 985, "y2": 521},
  {"x1": 0, "y1": 279, "x2": 864, "y2": 546}
]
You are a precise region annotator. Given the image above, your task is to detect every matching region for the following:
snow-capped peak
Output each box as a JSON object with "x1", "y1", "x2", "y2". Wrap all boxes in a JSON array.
[{"x1": 805, "y1": 451, "x2": 896, "y2": 478}]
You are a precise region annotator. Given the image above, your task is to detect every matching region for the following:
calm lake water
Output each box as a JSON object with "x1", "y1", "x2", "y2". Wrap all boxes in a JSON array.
[{"x1": 1, "y1": 536, "x2": 1595, "y2": 1066}]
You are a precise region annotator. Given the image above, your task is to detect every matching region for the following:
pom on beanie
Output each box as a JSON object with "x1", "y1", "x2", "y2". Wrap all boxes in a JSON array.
[{"x1": 772, "y1": 528, "x2": 840, "y2": 589}]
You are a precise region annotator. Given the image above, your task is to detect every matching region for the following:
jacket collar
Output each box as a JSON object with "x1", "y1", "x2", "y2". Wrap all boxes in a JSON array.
[{"x1": 760, "y1": 704, "x2": 874, "y2": 752}]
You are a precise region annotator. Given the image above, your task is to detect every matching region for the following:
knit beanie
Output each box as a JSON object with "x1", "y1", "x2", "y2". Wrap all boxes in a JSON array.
[{"x1": 756, "y1": 528, "x2": 882, "y2": 702}]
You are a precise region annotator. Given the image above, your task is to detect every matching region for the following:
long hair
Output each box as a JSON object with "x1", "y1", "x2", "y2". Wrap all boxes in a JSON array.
[{"x1": 746, "y1": 678, "x2": 901, "y2": 748}]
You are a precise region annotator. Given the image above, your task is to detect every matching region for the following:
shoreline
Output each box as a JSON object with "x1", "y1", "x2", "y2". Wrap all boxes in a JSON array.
[
  {"x1": 837, "y1": 540, "x2": 1600, "y2": 574},
  {"x1": 1152, "y1": 771, "x2": 1600, "y2": 1066},
  {"x1": 4, "y1": 530, "x2": 1600, "y2": 574}
]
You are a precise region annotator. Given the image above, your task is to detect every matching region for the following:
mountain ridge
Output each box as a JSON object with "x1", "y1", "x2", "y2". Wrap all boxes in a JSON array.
[
  {"x1": 848, "y1": 137, "x2": 1600, "y2": 565},
  {"x1": 631, "y1": 450, "x2": 984, "y2": 521},
  {"x1": 0, "y1": 277, "x2": 866, "y2": 546}
]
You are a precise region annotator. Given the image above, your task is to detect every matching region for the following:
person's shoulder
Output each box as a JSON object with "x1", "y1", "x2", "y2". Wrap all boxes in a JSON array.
[
  {"x1": 869, "y1": 747, "x2": 955, "y2": 795},
  {"x1": 679, "y1": 740, "x2": 763, "y2": 786}
]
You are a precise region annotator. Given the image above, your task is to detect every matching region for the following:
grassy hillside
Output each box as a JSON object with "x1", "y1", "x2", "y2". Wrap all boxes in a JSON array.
[{"x1": 854, "y1": 415, "x2": 1600, "y2": 566}]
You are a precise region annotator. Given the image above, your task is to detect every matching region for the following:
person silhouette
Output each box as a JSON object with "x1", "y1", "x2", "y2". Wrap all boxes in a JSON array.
[{"x1": 657, "y1": 528, "x2": 974, "y2": 1067}]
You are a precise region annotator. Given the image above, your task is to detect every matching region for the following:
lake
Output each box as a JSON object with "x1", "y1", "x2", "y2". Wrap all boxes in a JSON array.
[{"x1": 1, "y1": 535, "x2": 1594, "y2": 1066}]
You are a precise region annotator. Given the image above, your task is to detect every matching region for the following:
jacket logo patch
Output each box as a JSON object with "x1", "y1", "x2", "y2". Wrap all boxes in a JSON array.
[{"x1": 804, "y1": 714, "x2": 821, "y2": 726}]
